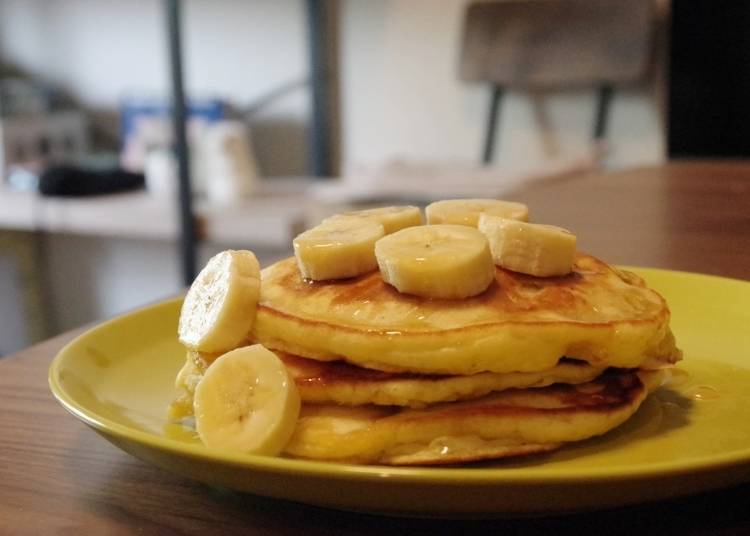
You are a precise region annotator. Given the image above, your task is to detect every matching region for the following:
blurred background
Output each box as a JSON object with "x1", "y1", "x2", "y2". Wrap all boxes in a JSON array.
[{"x1": 0, "y1": 0, "x2": 746, "y2": 355}]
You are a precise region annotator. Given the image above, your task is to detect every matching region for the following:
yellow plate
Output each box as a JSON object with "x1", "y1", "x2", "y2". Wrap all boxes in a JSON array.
[{"x1": 49, "y1": 268, "x2": 750, "y2": 517}]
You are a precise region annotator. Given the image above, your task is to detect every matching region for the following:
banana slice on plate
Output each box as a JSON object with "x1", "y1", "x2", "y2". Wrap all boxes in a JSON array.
[
  {"x1": 178, "y1": 250, "x2": 260, "y2": 353},
  {"x1": 168, "y1": 353, "x2": 204, "y2": 420},
  {"x1": 425, "y1": 198, "x2": 529, "y2": 227},
  {"x1": 193, "y1": 345, "x2": 301, "y2": 455},
  {"x1": 293, "y1": 218, "x2": 385, "y2": 280},
  {"x1": 323, "y1": 205, "x2": 423, "y2": 235},
  {"x1": 375, "y1": 224, "x2": 495, "y2": 299},
  {"x1": 478, "y1": 214, "x2": 577, "y2": 277}
]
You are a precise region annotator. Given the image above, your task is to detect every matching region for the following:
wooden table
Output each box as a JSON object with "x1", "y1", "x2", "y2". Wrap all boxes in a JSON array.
[{"x1": 2, "y1": 161, "x2": 749, "y2": 534}]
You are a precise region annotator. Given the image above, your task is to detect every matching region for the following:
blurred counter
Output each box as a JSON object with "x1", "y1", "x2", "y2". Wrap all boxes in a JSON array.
[
  {"x1": 0, "y1": 178, "x2": 311, "y2": 249},
  {"x1": 0, "y1": 178, "x2": 313, "y2": 352}
]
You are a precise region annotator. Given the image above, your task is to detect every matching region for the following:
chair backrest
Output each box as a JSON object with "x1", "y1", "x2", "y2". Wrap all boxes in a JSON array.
[{"x1": 459, "y1": 0, "x2": 655, "y2": 89}]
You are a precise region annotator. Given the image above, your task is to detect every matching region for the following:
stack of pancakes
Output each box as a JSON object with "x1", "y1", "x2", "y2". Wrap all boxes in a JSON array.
[{"x1": 172, "y1": 252, "x2": 679, "y2": 465}]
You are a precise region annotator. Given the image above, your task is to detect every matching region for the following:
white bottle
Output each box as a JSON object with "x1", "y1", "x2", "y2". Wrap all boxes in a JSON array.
[{"x1": 203, "y1": 121, "x2": 259, "y2": 205}]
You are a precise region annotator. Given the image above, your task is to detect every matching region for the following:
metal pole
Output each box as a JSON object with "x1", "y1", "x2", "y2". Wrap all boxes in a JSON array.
[
  {"x1": 165, "y1": 0, "x2": 197, "y2": 285},
  {"x1": 306, "y1": 0, "x2": 333, "y2": 177}
]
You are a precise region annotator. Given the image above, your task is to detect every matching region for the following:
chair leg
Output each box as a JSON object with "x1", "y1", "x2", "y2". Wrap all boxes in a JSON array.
[
  {"x1": 483, "y1": 85, "x2": 504, "y2": 164},
  {"x1": 593, "y1": 84, "x2": 614, "y2": 141}
]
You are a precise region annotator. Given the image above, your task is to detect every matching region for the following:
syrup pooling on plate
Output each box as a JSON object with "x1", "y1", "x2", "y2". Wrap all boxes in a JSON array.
[
  {"x1": 662, "y1": 368, "x2": 720, "y2": 401},
  {"x1": 688, "y1": 385, "x2": 720, "y2": 401}
]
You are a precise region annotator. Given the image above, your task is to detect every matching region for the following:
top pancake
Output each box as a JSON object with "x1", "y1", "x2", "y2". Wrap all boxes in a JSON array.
[{"x1": 252, "y1": 253, "x2": 678, "y2": 375}]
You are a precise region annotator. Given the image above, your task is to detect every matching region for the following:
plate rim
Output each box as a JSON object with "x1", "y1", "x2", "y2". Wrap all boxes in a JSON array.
[{"x1": 48, "y1": 267, "x2": 750, "y2": 487}]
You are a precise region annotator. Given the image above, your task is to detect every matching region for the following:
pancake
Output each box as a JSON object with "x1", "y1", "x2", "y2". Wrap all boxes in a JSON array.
[
  {"x1": 283, "y1": 369, "x2": 665, "y2": 465},
  {"x1": 168, "y1": 351, "x2": 607, "y2": 417},
  {"x1": 252, "y1": 254, "x2": 678, "y2": 374},
  {"x1": 171, "y1": 233, "x2": 681, "y2": 466},
  {"x1": 282, "y1": 354, "x2": 605, "y2": 407}
]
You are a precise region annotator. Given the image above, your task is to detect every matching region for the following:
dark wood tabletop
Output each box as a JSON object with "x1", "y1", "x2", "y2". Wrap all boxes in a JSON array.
[{"x1": 2, "y1": 161, "x2": 749, "y2": 535}]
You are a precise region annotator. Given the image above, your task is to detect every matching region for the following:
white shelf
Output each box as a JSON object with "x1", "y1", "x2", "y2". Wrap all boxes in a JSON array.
[{"x1": 0, "y1": 179, "x2": 311, "y2": 249}]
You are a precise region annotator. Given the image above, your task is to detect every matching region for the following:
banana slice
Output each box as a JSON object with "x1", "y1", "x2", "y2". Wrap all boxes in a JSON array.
[
  {"x1": 167, "y1": 354, "x2": 204, "y2": 420},
  {"x1": 478, "y1": 214, "x2": 577, "y2": 277},
  {"x1": 425, "y1": 198, "x2": 529, "y2": 227},
  {"x1": 323, "y1": 205, "x2": 422, "y2": 235},
  {"x1": 178, "y1": 250, "x2": 260, "y2": 353},
  {"x1": 293, "y1": 218, "x2": 385, "y2": 280},
  {"x1": 375, "y1": 224, "x2": 495, "y2": 299},
  {"x1": 193, "y1": 345, "x2": 301, "y2": 455}
]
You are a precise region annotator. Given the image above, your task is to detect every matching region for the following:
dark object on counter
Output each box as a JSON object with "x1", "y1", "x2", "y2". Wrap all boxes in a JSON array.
[{"x1": 38, "y1": 165, "x2": 145, "y2": 197}]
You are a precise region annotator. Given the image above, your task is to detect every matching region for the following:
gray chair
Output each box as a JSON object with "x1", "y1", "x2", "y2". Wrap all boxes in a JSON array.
[{"x1": 459, "y1": 0, "x2": 655, "y2": 164}]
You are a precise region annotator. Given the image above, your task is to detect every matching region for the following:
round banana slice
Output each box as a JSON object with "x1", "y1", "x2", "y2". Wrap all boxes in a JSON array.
[
  {"x1": 293, "y1": 218, "x2": 385, "y2": 280},
  {"x1": 178, "y1": 250, "x2": 260, "y2": 353},
  {"x1": 194, "y1": 345, "x2": 301, "y2": 455},
  {"x1": 478, "y1": 214, "x2": 577, "y2": 277},
  {"x1": 323, "y1": 205, "x2": 423, "y2": 235},
  {"x1": 375, "y1": 224, "x2": 495, "y2": 299},
  {"x1": 425, "y1": 198, "x2": 529, "y2": 227}
]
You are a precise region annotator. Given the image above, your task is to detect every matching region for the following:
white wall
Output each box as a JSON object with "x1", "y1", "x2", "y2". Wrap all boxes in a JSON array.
[
  {"x1": 0, "y1": 0, "x2": 308, "y2": 108},
  {"x1": 340, "y1": 0, "x2": 664, "y2": 170},
  {"x1": 0, "y1": 0, "x2": 666, "y2": 339},
  {"x1": 0, "y1": 0, "x2": 310, "y2": 176},
  {"x1": 0, "y1": 0, "x2": 665, "y2": 174}
]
